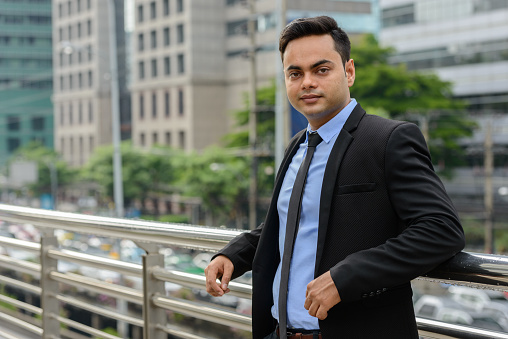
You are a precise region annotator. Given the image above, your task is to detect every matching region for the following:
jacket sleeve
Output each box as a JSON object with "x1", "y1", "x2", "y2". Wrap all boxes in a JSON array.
[
  {"x1": 331, "y1": 122, "x2": 465, "y2": 302},
  {"x1": 213, "y1": 224, "x2": 263, "y2": 280}
]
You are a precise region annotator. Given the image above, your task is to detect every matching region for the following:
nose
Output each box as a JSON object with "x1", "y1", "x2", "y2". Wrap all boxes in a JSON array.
[{"x1": 301, "y1": 73, "x2": 316, "y2": 90}]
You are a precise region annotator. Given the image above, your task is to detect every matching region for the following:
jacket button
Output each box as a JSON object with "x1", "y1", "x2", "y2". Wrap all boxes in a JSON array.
[
  {"x1": 376, "y1": 290, "x2": 381, "y2": 295},
  {"x1": 362, "y1": 294, "x2": 368, "y2": 298},
  {"x1": 369, "y1": 292, "x2": 375, "y2": 297}
]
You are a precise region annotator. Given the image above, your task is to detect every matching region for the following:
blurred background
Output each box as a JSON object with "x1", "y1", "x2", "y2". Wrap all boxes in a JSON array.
[{"x1": 0, "y1": 0, "x2": 507, "y2": 337}]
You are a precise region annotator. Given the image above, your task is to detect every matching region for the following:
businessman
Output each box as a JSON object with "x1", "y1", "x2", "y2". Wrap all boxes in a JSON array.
[{"x1": 205, "y1": 16, "x2": 465, "y2": 339}]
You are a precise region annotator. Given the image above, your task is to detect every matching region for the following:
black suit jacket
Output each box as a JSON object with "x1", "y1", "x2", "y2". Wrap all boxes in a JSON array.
[{"x1": 218, "y1": 104, "x2": 465, "y2": 339}]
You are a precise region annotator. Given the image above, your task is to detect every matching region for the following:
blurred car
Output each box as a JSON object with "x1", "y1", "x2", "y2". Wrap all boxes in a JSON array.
[
  {"x1": 447, "y1": 285, "x2": 508, "y2": 312},
  {"x1": 415, "y1": 294, "x2": 507, "y2": 332}
]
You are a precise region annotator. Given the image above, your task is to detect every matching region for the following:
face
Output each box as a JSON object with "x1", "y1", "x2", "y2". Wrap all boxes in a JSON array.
[{"x1": 282, "y1": 34, "x2": 355, "y2": 130}]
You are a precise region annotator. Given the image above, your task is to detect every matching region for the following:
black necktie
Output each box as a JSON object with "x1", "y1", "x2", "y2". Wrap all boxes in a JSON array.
[{"x1": 278, "y1": 132, "x2": 323, "y2": 338}]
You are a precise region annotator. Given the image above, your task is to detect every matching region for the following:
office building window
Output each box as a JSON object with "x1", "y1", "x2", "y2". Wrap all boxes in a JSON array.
[
  {"x1": 152, "y1": 92, "x2": 157, "y2": 118},
  {"x1": 165, "y1": 91, "x2": 170, "y2": 116},
  {"x1": 88, "y1": 70, "x2": 93, "y2": 87},
  {"x1": 177, "y1": 24, "x2": 184, "y2": 43},
  {"x1": 60, "y1": 75, "x2": 64, "y2": 91},
  {"x1": 164, "y1": 56, "x2": 170, "y2": 75},
  {"x1": 68, "y1": 52, "x2": 73, "y2": 66},
  {"x1": 163, "y1": 0, "x2": 169, "y2": 16},
  {"x1": 77, "y1": 0, "x2": 81, "y2": 12},
  {"x1": 151, "y1": 59, "x2": 157, "y2": 77},
  {"x1": 78, "y1": 72, "x2": 83, "y2": 88},
  {"x1": 77, "y1": 22, "x2": 82, "y2": 38},
  {"x1": 87, "y1": 19, "x2": 92, "y2": 36},
  {"x1": 178, "y1": 88, "x2": 184, "y2": 115},
  {"x1": 150, "y1": 1, "x2": 156, "y2": 19},
  {"x1": 139, "y1": 93, "x2": 145, "y2": 119},
  {"x1": 152, "y1": 132, "x2": 158, "y2": 144},
  {"x1": 151, "y1": 30, "x2": 157, "y2": 49},
  {"x1": 61, "y1": 137, "x2": 65, "y2": 154},
  {"x1": 31, "y1": 116, "x2": 45, "y2": 131},
  {"x1": 7, "y1": 138, "x2": 20, "y2": 153},
  {"x1": 68, "y1": 25, "x2": 72, "y2": 40},
  {"x1": 68, "y1": 0, "x2": 72, "y2": 15},
  {"x1": 60, "y1": 105, "x2": 65, "y2": 125},
  {"x1": 177, "y1": 53, "x2": 184, "y2": 74},
  {"x1": 178, "y1": 131, "x2": 185, "y2": 149},
  {"x1": 138, "y1": 4, "x2": 144, "y2": 22},
  {"x1": 78, "y1": 50, "x2": 82, "y2": 63},
  {"x1": 89, "y1": 135, "x2": 94, "y2": 152},
  {"x1": 165, "y1": 132, "x2": 171, "y2": 146},
  {"x1": 87, "y1": 0, "x2": 91, "y2": 10},
  {"x1": 177, "y1": 0, "x2": 183, "y2": 13},
  {"x1": 382, "y1": 4, "x2": 414, "y2": 28},
  {"x1": 59, "y1": 27, "x2": 63, "y2": 41},
  {"x1": 69, "y1": 103, "x2": 73, "y2": 125},
  {"x1": 140, "y1": 133, "x2": 145, "y2": 146},
  {"x1": 138, "y1": 33, "x2": 144, "y2": 51},
  {"x1": 59, "y1": 3, "x2": 63, "y2": 17},
  {"x1": 163, "y1": 27, "x2": 170, "y2": 46},
  {"x1": 78, "y1": 102, "x2": 83, "y2": 124},
  {"x1": 7, "y1": 116, "x2": 20, "y2": 131},
  {"x1": 139, "y1": 61, "x2": 145, "y2": 79},
  {"x1": 88, "y1": 45, "x2": 93, "y2": 61},
  {"x1": 89, "y1": 101, "x2": 93, "y2": 123},
  {"x1": 69, "y1": 74, "x2": 73, "y2": 89}
]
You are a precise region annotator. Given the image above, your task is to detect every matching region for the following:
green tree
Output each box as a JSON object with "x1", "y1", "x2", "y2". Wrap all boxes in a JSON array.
[
  {"x1": 351, "y1": 34, "x2": 477, "y2": 175},
  {"x1": 174, "y1": 147, "x2": 250, "y2": 227},
  {"x1": 81, "y1": 142, "x2": 177, "y2": 208},
  {"x1": 9, "y1": 141, "x2": 75, "y2": 197}
]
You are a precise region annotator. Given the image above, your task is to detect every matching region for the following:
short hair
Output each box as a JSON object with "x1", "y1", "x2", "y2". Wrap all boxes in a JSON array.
[{"x1": 279, "y1": 16, "x2": 351, "y2": 66}]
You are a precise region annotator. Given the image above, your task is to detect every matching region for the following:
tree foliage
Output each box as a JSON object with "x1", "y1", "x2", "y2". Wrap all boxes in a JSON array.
[{"x1": 81, "y1": 142, "x2": 177, "y2": 207}]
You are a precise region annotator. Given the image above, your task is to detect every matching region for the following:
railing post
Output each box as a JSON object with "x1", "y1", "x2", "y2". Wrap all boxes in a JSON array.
[
  {"x1": 40, "y1": 228, "x2": 60, "y2": 338},
  {"x1": 139, "y1": 243, "x2": 166, "y2": 339}
]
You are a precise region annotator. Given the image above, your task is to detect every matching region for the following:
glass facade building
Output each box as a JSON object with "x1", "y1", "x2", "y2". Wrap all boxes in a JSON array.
[{"x1": 0, "y1": 0, "x2": 53, "y2": 166}]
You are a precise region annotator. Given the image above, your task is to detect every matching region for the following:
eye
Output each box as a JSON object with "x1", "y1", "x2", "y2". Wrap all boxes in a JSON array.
[
  {"x1": 288, "y1": 72, "x2": 301, "y2": 79},
  {"x1": 316, "y1": 68, "x2": 329, "y2": 74}
]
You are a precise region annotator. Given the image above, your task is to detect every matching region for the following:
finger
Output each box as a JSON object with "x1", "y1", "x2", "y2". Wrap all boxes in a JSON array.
[
  {"x1": 307, "y1": 299, "x2": 319, "y2": 318},
  {"x1": 220, "y1": 262, "x2": 234, "y2": 291},
  {"x1": 205, "y1": 266, "x2": 224, "y2": 296},
  {"x1": 315, "y1": 306, "x2": 329, "y2": 320},
  {"x1": 304, "y1": 296, "x2": 311, "y2": 310}
]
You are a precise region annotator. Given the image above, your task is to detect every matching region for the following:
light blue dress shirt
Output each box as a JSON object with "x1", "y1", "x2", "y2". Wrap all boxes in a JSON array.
[{"x1": 271, "y1": 99, "x2": 357, "y2": 329}]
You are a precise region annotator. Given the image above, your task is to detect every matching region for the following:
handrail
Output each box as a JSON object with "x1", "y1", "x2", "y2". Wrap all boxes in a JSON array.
[{"x1": 1, "y1": 203, "x2": 508, "y2": 339}]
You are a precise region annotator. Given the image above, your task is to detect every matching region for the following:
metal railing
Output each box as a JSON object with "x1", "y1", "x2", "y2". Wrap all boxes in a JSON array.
[{"x1": 0, "y1": 203, "x2": 507, "y2": 339}]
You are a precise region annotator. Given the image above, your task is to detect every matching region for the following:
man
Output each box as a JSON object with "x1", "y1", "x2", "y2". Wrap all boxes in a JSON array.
[{"x1": 205, "y1": 16, "x2": 465, "y2": 339}]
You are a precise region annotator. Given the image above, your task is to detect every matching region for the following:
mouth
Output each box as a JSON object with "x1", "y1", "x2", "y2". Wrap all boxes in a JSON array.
[{"x1": 300, "y1": 94, "x2": 321, "y2": 104}]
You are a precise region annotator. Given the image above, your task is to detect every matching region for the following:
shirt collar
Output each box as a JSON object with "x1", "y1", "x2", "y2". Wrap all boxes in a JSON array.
[{"x1": 307, "y1": 98, "x2": 357, "y2": 144}]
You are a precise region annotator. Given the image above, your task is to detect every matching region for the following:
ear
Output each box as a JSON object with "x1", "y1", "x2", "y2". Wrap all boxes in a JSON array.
[{"x1": 345, "y1": 59, "x2": 355, "y2": 87}]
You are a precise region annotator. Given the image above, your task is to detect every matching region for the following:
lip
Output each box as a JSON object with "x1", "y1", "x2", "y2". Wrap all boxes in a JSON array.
[{"x1": 300, "y1": 94, "x2": 321, "y2": 104}]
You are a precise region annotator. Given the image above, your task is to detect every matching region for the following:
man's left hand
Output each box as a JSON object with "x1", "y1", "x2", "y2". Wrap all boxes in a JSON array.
[{"x1": 304, "y1": 271, "x2": 341, "y2": 320}]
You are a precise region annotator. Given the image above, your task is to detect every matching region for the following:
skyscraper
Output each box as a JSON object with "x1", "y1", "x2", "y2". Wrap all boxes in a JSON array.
[
  {"x1": 0, "y1": 0, "x2": 53, "y2": 167},
  {"x1": 52, "y1": 0, "x2": 130, "y2": 167}
]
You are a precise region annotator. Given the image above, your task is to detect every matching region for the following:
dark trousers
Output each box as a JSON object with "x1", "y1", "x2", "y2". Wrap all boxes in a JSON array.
[{"x1": 263, "y1": 331, "x2": 278, "y2": 339}]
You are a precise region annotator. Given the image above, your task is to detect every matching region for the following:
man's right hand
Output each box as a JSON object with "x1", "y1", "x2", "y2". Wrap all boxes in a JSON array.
[{"x1": 205, "y1": 255, "x2": 234, "y2": 297}]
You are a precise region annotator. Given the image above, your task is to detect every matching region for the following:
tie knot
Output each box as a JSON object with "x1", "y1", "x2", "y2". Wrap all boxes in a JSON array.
[{"x1": 307, "y1": 132, "x2": 322, "y2": 148}]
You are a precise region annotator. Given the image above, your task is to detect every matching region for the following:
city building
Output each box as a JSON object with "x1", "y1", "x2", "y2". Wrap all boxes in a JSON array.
[
  {"x1": 52, "y1": 0, "x2": 130, "y2": 167},
  {"x1": 130, "y1": 0, "x2": 380, "y2": 151},
  {"x1": 379, "y1": 0, "x2": 508, "y2": 113},
  {"x1": 0, "y1": 0, "x2": 53, "y2": 167}
]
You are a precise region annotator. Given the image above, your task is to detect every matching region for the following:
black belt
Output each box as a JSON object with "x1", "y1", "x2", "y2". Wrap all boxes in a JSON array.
[{"x1": 276, "y1": 326, "x2": 322, "y2": 339}]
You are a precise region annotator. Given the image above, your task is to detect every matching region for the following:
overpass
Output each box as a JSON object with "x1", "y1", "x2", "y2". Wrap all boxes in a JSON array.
[{"x1": 0, "y1": 204, "x2": 508, "y2": 339}]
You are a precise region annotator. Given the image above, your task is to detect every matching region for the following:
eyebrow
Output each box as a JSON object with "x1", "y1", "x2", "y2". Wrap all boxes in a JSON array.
[{"x1": 286, "y1": 59, "x2": 333, "y2": 72}]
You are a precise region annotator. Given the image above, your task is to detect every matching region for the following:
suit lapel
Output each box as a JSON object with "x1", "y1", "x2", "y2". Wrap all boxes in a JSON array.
[{"x1": 314, "y1": 104, "x2": 366, "y2": 277}]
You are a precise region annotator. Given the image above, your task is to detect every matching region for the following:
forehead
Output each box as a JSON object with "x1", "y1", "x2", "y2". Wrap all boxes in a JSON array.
[{"x1": 282, "y1": 34, "x2": 342, "y2": 66}]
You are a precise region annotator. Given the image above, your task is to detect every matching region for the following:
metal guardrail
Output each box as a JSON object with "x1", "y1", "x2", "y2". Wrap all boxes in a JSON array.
[{"x1": 0, "y1": 203, "x2": 507, "y2": 338}]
